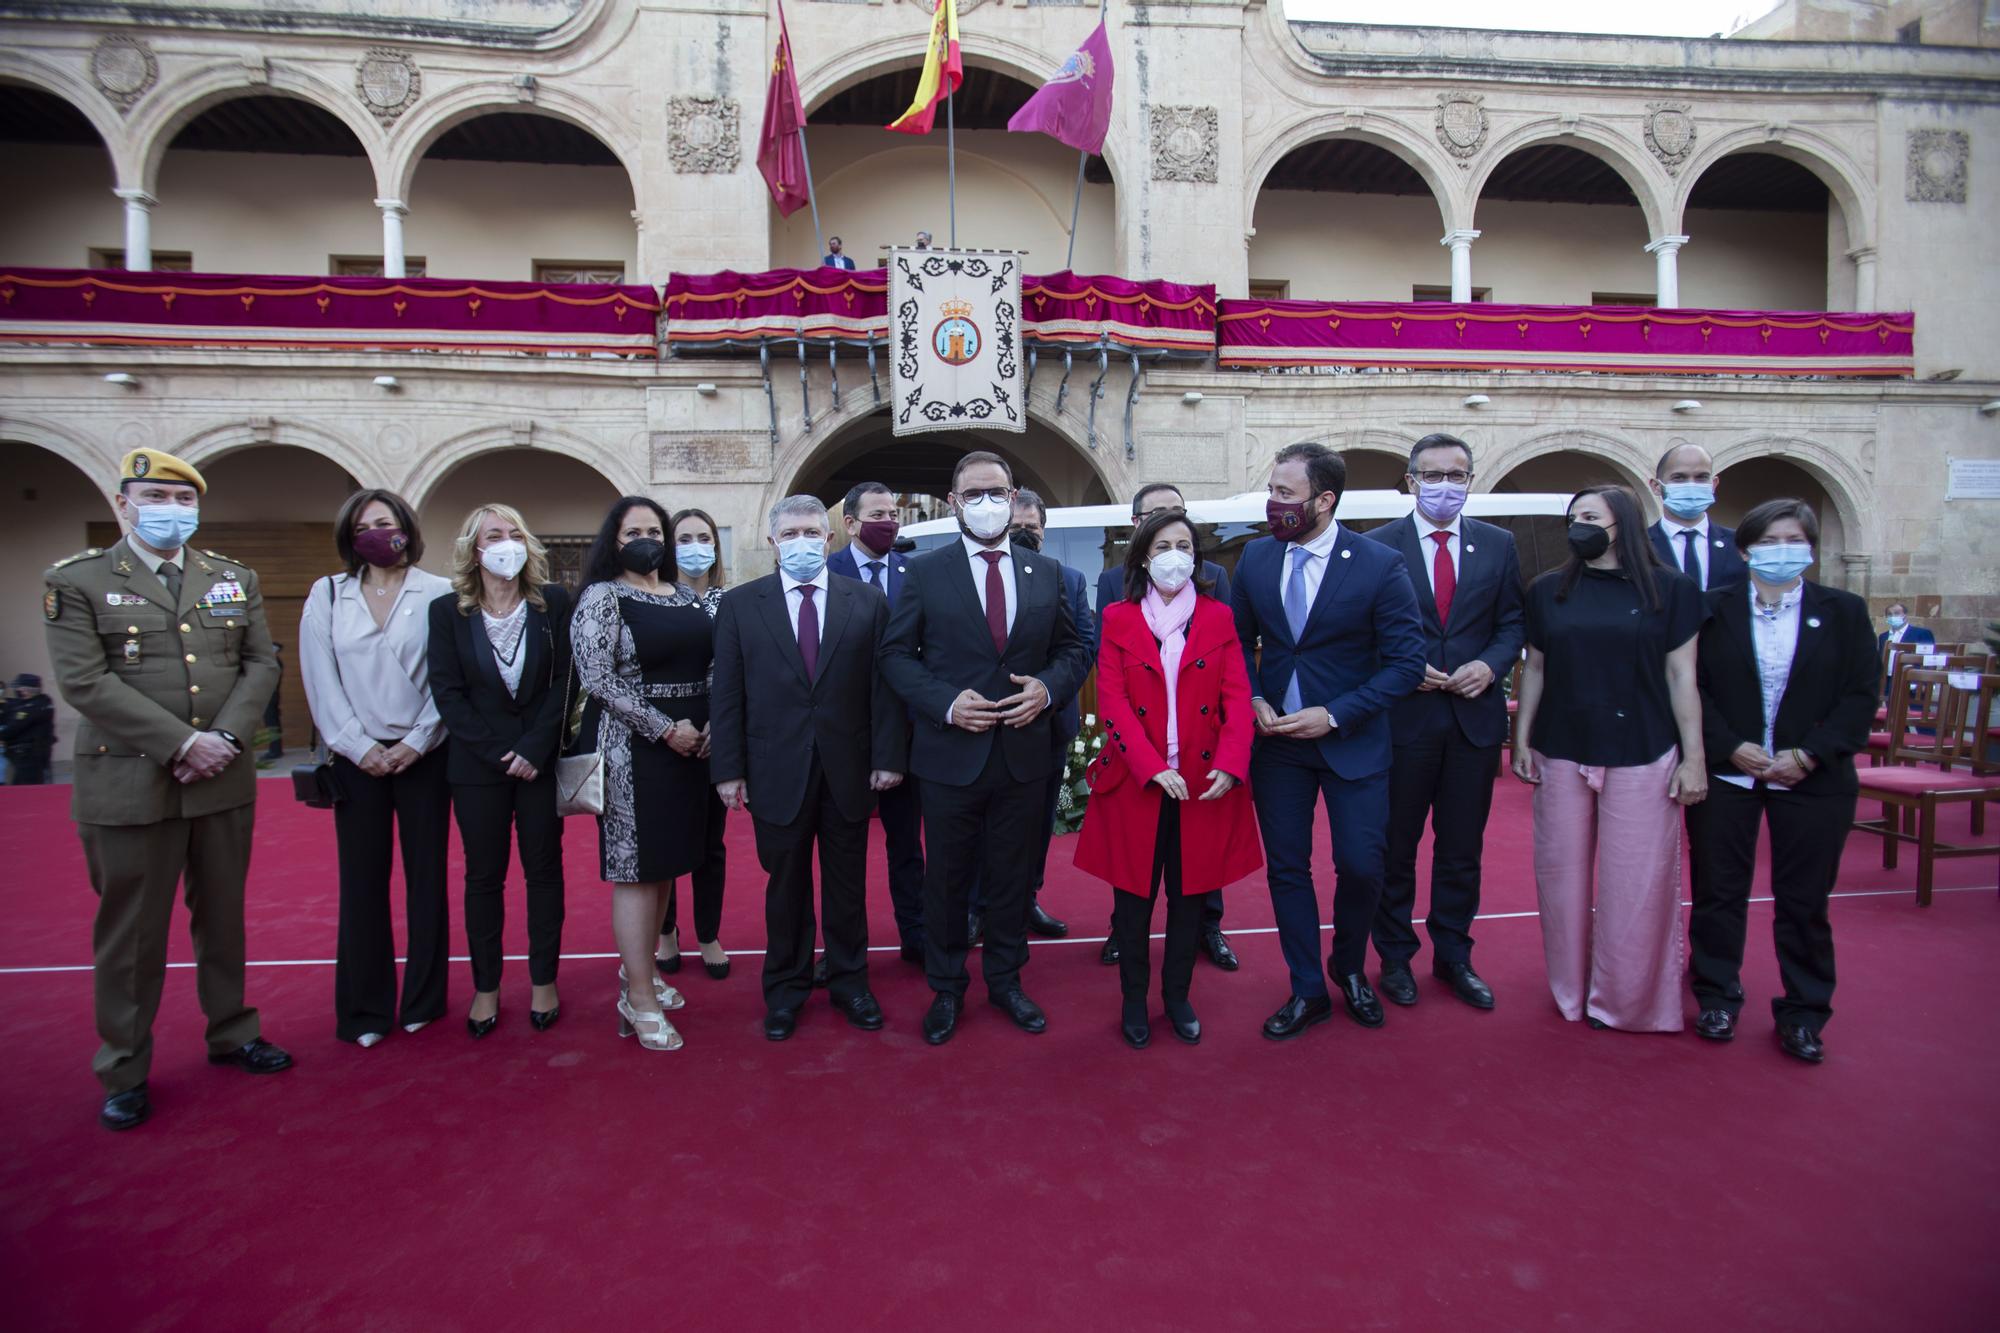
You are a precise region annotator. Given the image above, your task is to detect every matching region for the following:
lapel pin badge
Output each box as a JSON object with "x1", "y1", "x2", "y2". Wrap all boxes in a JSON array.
[
  {"x1": 1807, "y1": 617, "x2": 1822, "y2": 628},
  {"x1": 1340, "y1": 548, "x2": 1352, "y2": 559},
  {"x1": 1023, "y1": 566, "x2": 1032, "y2": 574},
  {"x1": 1464, "y1": 543, "x2": 1476, "y2": 553}
]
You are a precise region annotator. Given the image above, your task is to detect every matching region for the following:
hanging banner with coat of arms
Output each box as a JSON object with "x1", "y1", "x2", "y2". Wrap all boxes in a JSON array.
[{"x1": 889, "y1": 248, "x2": 1023, "y2": 436}]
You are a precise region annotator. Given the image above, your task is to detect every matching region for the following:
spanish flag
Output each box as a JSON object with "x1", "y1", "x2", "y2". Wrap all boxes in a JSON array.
[{"x1": 886, "y1": 0, "x2": 962, "y2": 135}]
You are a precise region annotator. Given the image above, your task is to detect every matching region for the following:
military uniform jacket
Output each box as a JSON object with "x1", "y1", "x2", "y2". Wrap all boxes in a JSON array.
[{"x1": 43, "y1": 536, "x2": 281, "y2": 825}]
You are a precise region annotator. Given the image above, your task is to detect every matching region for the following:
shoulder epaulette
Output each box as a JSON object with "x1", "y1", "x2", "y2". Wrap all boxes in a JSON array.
[
  {"x1": 49, "y1": 547, "x2": 105, "y2": 571},
  {"x1": 202, "y1": 549, "x2": 249, "y2": 568}
]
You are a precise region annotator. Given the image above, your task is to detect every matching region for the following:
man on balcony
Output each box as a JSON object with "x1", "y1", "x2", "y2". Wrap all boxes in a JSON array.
[
  {"x1": 1648, "y1": 443, "x2": 1746, "y2": 592},
  {"x1": 822, "y1": 236, "x2": 857, "y2": 271}
]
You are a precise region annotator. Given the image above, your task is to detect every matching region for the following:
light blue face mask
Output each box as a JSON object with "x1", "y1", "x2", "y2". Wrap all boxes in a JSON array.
[
  {"x1": 129, "y1": 502, "x2": 201, "y2": 550},
  {"x1": 1746, "y1": 542, "x2": 1813, "y2": 584},
  {"x1": 676, "y1": 542, "x2": 716, "y2": 576},
  {"x1": 1660, "y1": 481, "x2": 1716, "y2": 521},
  {"x1": 776, "y1": 534, "x2": 826, "y2": 582}
]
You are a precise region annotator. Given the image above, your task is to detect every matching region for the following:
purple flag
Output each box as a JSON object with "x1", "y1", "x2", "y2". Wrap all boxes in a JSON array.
[{"x1": 1007, "y1": 21, "x2": 1115, "y2": 154}]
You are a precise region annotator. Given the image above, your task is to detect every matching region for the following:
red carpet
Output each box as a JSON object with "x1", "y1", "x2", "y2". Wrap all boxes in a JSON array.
[{"x1": 3, "y1": 777, "x2": 1996, "y2": 1330}]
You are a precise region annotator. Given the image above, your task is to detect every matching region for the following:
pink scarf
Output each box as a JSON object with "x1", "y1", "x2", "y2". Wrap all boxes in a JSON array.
[{"x1": 1142, "y1": 585, "x2": 1198, "y2": 767}]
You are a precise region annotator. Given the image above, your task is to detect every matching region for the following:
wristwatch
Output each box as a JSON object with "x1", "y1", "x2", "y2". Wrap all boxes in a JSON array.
[{"x1": 215, "y1": 729, "x2": 242, "y2": 751}]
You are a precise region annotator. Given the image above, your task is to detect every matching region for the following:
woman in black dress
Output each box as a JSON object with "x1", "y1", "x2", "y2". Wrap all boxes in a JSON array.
[
  {"x1": 573, "y1": 497, "x2": 713, "y2": 1051},
  {"x1": 654, "y1": 506, "x2": 731, "y2": 981}
]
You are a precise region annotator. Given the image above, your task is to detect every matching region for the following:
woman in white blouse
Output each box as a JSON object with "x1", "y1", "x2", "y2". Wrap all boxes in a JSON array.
[{"x1": 300, "y1": 489, "x2": 454, "y2": 1047}]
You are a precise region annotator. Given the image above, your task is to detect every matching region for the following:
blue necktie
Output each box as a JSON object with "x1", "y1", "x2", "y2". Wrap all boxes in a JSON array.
[
  {"x1": 1680, "y1": 529, "x2": 1701, "y2": 586},
  {"x1": 864, "y1": 560, "x2": 886, "y2": 598},
  {"x1": 1282, "y1": 545, "x2": 1311, "y2": 713}
]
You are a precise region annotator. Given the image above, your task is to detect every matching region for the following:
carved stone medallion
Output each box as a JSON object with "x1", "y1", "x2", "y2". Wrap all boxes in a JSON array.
[
  {"x1": 90, "y1": 35, "x2": 158, "y2": 113},
  {"x1": 1644, "y1": 102, "x2": 1696, "y2": 174},
  {"x1": 1150, "y1": 106, "x2": 1218, "y2": 184},
  {"x1": 667, "y1": 96, "x2": 742, "y2": 174},
  {"x1": 355, "y1": 49, "x2": 421, "y2": 126},
  {"x1": 1434, "y1": 92, "x2": 1487, "y2": 165},
  {"x1": 1906, "y1": 129, "x2": 1968, "y2": 204}
]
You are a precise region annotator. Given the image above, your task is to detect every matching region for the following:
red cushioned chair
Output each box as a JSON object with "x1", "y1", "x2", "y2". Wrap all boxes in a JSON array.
[{"x1": 1853, "y1": 669, "x2": 2000, "y2": 905}]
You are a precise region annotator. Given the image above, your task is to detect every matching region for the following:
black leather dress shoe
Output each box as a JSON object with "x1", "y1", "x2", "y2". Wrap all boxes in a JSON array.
[
  {"x1": 763, "y1": 1008, "x2": 798, "y2": 1041},
  {"x1": 967, "y1": 912, "x2": 985, "y2": 946},
  {"x1": 812, "y1": 957, "x2": 829, "y2": 988},
  {"x1": 1432, "y1": 961, "x2": 1495, "y2": 1011},
  {"x1": 922, "y1": 992, "x2": 961, "y2": 1046},
  {"x1": 1164, "y1": 997, "x2": 1201, "y2": 1045},
  {"x1": 836, "y1": 991, "x2": 885, "y2": 1030},
  {"x1": 989, "y1": 988, "x2": 1047, "y2": 1033},
  {"x1": 1120, "y1": 1000, "x2": 1150, "y2": 1049},
  {"x1": 1262, "y1": 994, "x2": 1334, "y2": 1040},
  {"x1": 1338, "y1": 974, "x2": 1385, "y2": 1028},
  {"x1": 900, "y1": 942, "x2": 926, "y2": 967},
  {"x1": 1695, "y1": 1008, "x2": 1737, "y2": 1041},
  {"x1": 1027, "y1": 899, "x2": 1069, "y2": 938},
  {"x1": 100, "y1": 1084, "x2": 149, "y2": 1132},
  {"x1": 207, "y1": 1037, "x2": 294, "y2": 1074},
  {"x1": 1201, "y1": 928, "x2": 1240, "y2": 972},
  {"x1": 1099, "y1": 936, "x2": 1120, "y2": 965},
  {"x1": 1778, "y1": 1023, "x2": 1825, "y2": 1064},
  {"x1": 1377, "y1": 963, "x2": 1418, "y2": 1007}
]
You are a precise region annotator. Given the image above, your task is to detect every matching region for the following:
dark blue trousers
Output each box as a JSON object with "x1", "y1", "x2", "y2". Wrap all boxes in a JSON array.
[{"x1": 1249, "y1": 735, "x2": 1390, "y2": 996}]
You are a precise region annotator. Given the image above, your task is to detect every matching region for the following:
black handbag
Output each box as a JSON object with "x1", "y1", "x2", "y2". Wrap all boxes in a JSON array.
[{"x1": 292, "y1": 576, "x2": 344, "y2": 808}]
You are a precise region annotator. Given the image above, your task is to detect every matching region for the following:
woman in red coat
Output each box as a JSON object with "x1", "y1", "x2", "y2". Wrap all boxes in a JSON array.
[{"x1": 1074, "y1": 510, "x2": 1263, "y2": 1048}]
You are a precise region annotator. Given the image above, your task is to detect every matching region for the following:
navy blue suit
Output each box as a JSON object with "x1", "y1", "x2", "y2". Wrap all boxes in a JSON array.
[
  {"x1": 1364, "y1": 515, "x2": 1525, "y2": 969},
  {"x1": 828, "y1": 540, "x2": 925, "y2": 949},
  {"x1": 1232, "y1": 523, "x2": 1426, "y2": 991},
  {"x1": 1649, "y1": 520, "x2": 1746, "y2": 592},
  {"x1": 1876, "y1": 624, "x2": 1936, "y2": 654}
]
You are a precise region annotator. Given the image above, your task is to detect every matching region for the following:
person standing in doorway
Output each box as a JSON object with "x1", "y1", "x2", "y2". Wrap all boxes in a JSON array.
[
  {"x1": 1647, "y1": 443, "x2": 1746, "y2": 593},
  {"x1": 1, "y1": 672, "x2": 56, "y2": 784}
]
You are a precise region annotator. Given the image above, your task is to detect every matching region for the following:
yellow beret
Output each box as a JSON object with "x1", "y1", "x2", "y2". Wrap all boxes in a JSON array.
[{"x1": 120, "y1": 448, "x2": 206, "y2": 495}]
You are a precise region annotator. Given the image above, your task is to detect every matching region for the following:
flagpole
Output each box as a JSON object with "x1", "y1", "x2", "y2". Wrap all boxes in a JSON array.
[
  {"x1": 946, "y1": 87, "x2": 957, "y2": 248},
  {"x1": 1064, "y1": 149, "x2": 1086, "y2": 271},
  {"x1": 798, "y1": 120, "x2": 825, "y2": 262}
]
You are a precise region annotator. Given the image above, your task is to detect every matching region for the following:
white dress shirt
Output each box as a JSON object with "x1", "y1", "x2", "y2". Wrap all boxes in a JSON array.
[
  {"x1": 779, "y1": 565, "x2": 831, "y2": 639},
  {"x1": 1662, "y1": 516, "x2": 1711, "y2": 589},
  {"x1": 1415, "y1": 515, "x2": 1461, "y2": 596},
  {"x1": 1273, "y1": 519, "x2": 1343, "y2": 606},
  {"x1": 299, "y1": 567, "x2": 451, "y2": 764},
  {"x1": 960, "y1": 534, "x2": 1018, "y2": 633},
  {"x1": 1718, "y1": 581, "x2": 1804, "y2": 790}
]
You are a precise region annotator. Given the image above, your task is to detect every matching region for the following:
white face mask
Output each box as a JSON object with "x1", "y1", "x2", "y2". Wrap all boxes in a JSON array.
[
  {"x1": 1148, "y1": 549, "x2": 1196, "y2": 593},
  {"x1": 960, "y1": 494, "x2": 1012, "y2": 540},
  {"x1": 479, "y1": 539, "x2": 528, "y2": 580}
]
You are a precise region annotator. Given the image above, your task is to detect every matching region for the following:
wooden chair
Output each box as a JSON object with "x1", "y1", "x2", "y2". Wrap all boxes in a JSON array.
[{"x1": 1853, "y1": 669, "x2": 2000, "y2": 904}]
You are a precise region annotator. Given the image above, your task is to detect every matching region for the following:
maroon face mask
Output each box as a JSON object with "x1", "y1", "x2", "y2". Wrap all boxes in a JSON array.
[
  {"x1": 1265, "y1": 496, "x2": 1318, "y2": 541},
  {"x1": 856, "y1": 518, "x2": 900, "y2": 554},
  {"x1": 353, "y1": 527, "x2": 408, "y2": 568}
]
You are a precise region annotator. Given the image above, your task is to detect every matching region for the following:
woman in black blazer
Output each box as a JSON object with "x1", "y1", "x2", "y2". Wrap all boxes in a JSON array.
[
  {"x1": 428, "y1": 504, "x2": 574, "y2": 1037},
  {"x1": 1688, "y1": 498, "x2": 1878, "y2": 1064}
]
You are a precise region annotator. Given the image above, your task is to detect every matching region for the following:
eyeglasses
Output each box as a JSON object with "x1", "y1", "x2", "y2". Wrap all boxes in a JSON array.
[
  {"x1": 1414, "y1": 471, "x2": 1472, "y2": 486},
  {"x1": 1135, "y1": 504, "x2": 1187, "y2": 521},
  {"x1": 956, "y1": 487, "x2": 1012, "y2": 505}
]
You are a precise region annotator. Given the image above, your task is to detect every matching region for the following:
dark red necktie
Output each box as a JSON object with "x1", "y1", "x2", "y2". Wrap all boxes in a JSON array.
[
  {"x1": 1430, "y1": 530, "x2": 1455, "y2": 628},
  {"x1": 978, "y1": 550, "x2": 1008, "y2": 654},
  {"x1": 796, "y1": 584, "x2": 819, "y2": 680}
]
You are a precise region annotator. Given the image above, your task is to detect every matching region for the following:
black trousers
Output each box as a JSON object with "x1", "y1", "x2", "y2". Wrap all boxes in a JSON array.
[
  {"x1": 1373, "y1": 719, "x2": 1500, "y2": 967},
  {"x1": 1686, "y1": 779, "x2": 1850, "y2": 1033},
  {"x1": 331, "y1": 745, "x2": 451, "y2": 1041},
  {"x1": 877, "y1": 763, "x2": 926, "y2": 949},
  {"x1": 1111, "y1": 797, "x2": 1212, "y2": 1004},
  {"x1": 452, "y1": 774, "x2": 565, "y2": 992},
  {"x1": 665, "y1": 788, "x2": 727, "y2": 944},
  {"x1": 6, "y1": 756, "x2": 49, "y2": 784},
  {"x1": 756, "y1": 756, "x2": 870, "y2": 1013},
  {"x1": 920, "y1": 742, "x2": 1043, "y2": 998}
]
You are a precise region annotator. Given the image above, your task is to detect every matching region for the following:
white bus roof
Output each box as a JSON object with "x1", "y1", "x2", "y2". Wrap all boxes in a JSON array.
[{"x1": 902, "y1": 489, "x2": 1573, "y2": 537}]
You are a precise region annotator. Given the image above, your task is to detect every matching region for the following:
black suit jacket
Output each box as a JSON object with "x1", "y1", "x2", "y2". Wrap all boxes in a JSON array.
[
  {"x1": 709, "y1": 573, "x2": 905, "y2": 827},
  {"x1": 1366, "y1": 515, "x2": 1525, "y2": 748},
  {"x1": 426, "y1": 584, "x2": 572, "y2": 786},
  {"x1": 1695, "y1": 580, "x2": 1878, "y2": 796},
  {"x1": 1650, "y1": 520, "x2": 1747, "y2": 591},
  {"x1": 880, "y1": 541, "x2": 1092, "y2": 786}
]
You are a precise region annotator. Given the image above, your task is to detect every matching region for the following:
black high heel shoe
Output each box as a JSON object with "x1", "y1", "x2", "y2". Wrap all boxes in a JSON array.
[
  {"x1": 655, "y1": 928, "x2": 683, "y2": 975},
  {"x1": 530, "y1": 1006, "x2": 561, "y2": 1032},
  {"x1": 467, "y1": 1010, "x2": 500, "y2": 1039},
  {"x1": 701, "y1": 941, "x2": 731, "y2": 981}
]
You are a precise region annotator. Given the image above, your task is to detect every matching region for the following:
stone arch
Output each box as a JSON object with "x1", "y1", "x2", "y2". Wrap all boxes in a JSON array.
[
  {"x1": 401, "y1": 422, "x2": 645, "y2": 512},
  {"x1": 175, "y1": 420, "x2": 375, "y2": 482},
  {"x1": 1669, "y1": 125, "x2": 1875, "y2": 251},
  {"x1": 1468, "y1": 118, "x2": 1669, "y2": 241},
  {"x1": 1245, "y1": 115, "x2": 1463, "y2": 235},
  {"x1": 128, "y1": 61, "x2": 389, "y2": 197},
  {"x1": 814, "y1": 146, "x2": 1082, "y2": 238},
  {"x1": 387, "y1": 81, "x2": 643, "y2": 206},
  {"x1": 0, "y1": 54, "x2": 129, "y2": 183},
  {"x1": 1244, "y1": 427, "x2": 1415, "y2": 492},
  {"x1": 1710, "y1": 432, "x2": 1873, "y2": 554},
  {"x1": 0, "y1": 414, "x2": 123, "y2": 503},
  {"x1": 1484, "y1": 427, "x2": 1653, "y2": 497}
]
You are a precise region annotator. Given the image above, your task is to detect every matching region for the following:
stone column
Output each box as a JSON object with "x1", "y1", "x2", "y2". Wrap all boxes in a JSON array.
[
  {"x1": 114, "y1": 189, "x2": 156, "y2": 271},
  {"x1": 1440, "y1": 229, "x2": 1481, "y2": 302},
  {"x1": 1847, "y1": 246, "x2": 1879, "y2": 311},
  {"x1": 1645, "y1": 235, "x2": 1689, "y2": 309},
  {"x1": 375, "y1": 198, "x2": 408, "y2": 279},
  {"x1": 1839, "y1": 551, "x2": 1873, "y2": 599}
]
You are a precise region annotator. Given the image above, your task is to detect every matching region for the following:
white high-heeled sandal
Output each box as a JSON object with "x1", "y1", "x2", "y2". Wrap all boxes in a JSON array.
[
  {"x1": 356, "y1": 1032, "x2": 385, "y2": 1049},
  {"x1": 617, "y1": 994, "x2": 684, "y2": 1050},
  {"x1": 619, "y1": 964, "x2": 685, "y2": 1011}
]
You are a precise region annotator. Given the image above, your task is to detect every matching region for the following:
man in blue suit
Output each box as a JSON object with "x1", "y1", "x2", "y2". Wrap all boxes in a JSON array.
[
  {"x1": 1365, "y1": 434, "x2": 1524, "y2": 1012},
  {"x1": 1091, "y1": 481, "x2": 1236, "y2": 969},
  {"x1": 828, "y1": 481, "x2": 925, "y2": 965},
  {"x1": 1233, "y1": 442, "x2": 1426, "y2": 1038},
  {"x1": 1647, "y1": 442, "x2": 1746, "y2": 591},
  {"x1": 1876, "y1": 602, "x2": 1935, "y2": 654},
  {"x1": 821, "y1": 236, "x2": 858, "y2": 271}
]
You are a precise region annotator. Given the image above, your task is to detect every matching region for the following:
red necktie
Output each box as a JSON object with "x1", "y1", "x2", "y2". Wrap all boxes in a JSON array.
[
  {"x1": 978, "y1": 550, "x2": 1008, "y2": 654},
  {"x1": 796, "y1": 584, "x2": 819, "y2": 680},
  {"x1": 1430, "y1": 530, "x2": 1455, "y2": 628}
]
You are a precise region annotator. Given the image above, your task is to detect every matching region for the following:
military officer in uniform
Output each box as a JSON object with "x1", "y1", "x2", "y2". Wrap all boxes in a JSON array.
[
  {"x1": 42, "y1": 448, "x2": 293, "y2": 1131},
  {"x1": 1, "y1": 673, "x2": 56, "y2": 783}
]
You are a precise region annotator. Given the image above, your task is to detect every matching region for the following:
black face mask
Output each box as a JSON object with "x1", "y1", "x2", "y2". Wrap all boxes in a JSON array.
[
  {"x1": 1008, "y1": 526, "x2": 1043, "y2": 552},
  {"x1": 618, "y1": 538, "x2": 667, "y2": 575},
  {"x1": 1566, "y1": 522, "x2": 1612, "y2": 562}
]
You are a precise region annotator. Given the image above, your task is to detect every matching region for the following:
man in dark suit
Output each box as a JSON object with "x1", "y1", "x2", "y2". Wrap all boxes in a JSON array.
[
  {"x1": 821, "y1": 236, "x2": 858, "y2": 271},
  {"x1": 1233, "y1": 442, "x2": 1426, "y2": 1038},
  {"x1": 1, "y1": 673, "x2": 56, "y2": 784},
  {"x1": 711, "y1": 495, "x2": 905, "y2": 1041},
  {"x1": 1876, "y1": 601, "x2": 1935, "y2": 654},
  {"x1": 828, "y1": 481, "x2": 926, "y2": 965},
  {"x1": 1647, "y1": 442, "x2": 1746, "y2": 592},
  {"x1": 879, "y1": 451, "x2": 1094, "y2": 1045},
  {"x1": 1091, "y1": 481, "x2": 1236, "y2": 968},
  {"x1": 1365, "y1": 434, "x2": 1524, "y2": 1011}
]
